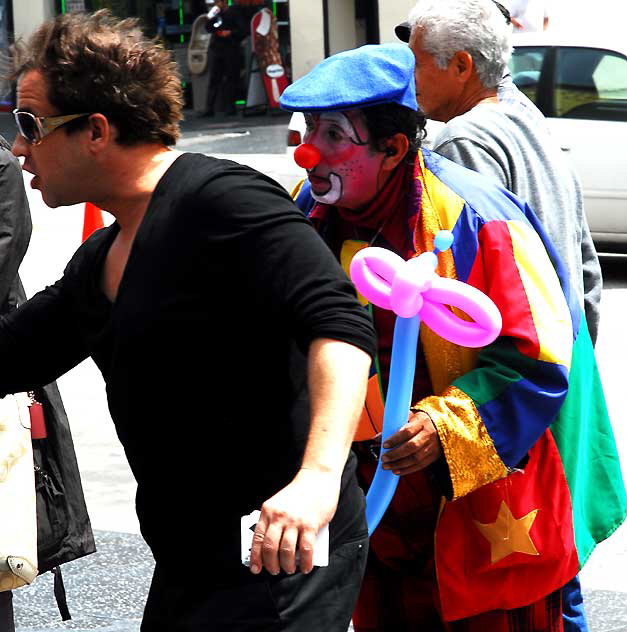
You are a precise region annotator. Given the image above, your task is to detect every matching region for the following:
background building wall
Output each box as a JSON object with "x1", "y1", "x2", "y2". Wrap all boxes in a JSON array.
[
  {"x1": 378, "y1": 0, "x2": 415, "y2": 43},
  {"x1": 13, "y1": 0, "x2": 56, "y2": 42},
  {"x1": 289, "y1": 0, "x2": 325, "y2": 80},
  {"x1": 327, "y1": 0, "x2": 356, "y2": 55},
  {"x1": 10, "y1": 0, "x2": 421, "y2": 96}
]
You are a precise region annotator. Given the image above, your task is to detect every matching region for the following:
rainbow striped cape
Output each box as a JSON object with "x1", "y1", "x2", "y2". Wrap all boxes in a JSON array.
[
  {"x1": 294, "y1": 148, "x2": 626, "y2": 620},
  {"x1": 414, "y1": 149, "x2": 626, "y2": 619}
]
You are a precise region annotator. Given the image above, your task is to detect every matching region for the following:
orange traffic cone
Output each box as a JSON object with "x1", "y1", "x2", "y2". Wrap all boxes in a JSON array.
[{"x1": 82, "y1": 202, "x2": 105, "y2": 242}]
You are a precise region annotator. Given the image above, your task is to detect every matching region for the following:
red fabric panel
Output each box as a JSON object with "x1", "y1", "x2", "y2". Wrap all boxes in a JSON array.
[
  {"x1": 435, "y1": 430, "x2": 578, "y2": 620},
  {"x1": 467, "y1": 221, "x2": 541, "y2": 360}
]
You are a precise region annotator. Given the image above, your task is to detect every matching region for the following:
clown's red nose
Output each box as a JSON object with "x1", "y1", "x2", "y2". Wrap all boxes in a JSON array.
[{"x1": 294, "y1": 143, "x2": 321, "y2": 169}]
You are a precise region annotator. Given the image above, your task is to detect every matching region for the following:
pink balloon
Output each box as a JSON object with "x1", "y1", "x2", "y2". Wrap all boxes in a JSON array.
[
  {"x1": 349, "y1": 247, "x2": 397, "y2": 311},
  {"x1": 389, "y1": 253, "x2": 436, "y2": 318},
  {"x1": 349, "y1": 247, "x2": 502, "y2": 348},
  {"x1": 422, "y1": 278, "x2": 502, "y2": 347}
]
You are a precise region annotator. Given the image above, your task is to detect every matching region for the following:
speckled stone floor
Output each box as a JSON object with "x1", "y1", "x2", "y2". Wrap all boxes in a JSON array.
[
  {"x1": 11, "y1": 530, "x2": 627, "y2": 631},
  {"x1": 14, "y1": 531, "x2": 152, "y2": 631},
  {"x1": 584, "y1": 591, "x2": 627, "y2": 632}
]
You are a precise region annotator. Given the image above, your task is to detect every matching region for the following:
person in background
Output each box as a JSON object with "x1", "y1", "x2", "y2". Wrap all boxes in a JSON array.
[
  {"x1": 5, "y1": 10, "x2": 375, "y2": 631},
  {"x1": 281, "y1": 42, "x2": 626, "y2": 632},
  {"x1": 205, "y1": 0, "x2": 247, "y2": 116},
  {"x1": 0, "y1": 134, "x2": 94, "y2": 627},
  {"x1": 506, "y1": 0, "x2": 550, "y2": 31},
  {"x1": 0, "y1": 132, "x2": 32, "y2": 632},
  {"x1": 394, "y1": 0, "x2": 601, "y2": 349}
]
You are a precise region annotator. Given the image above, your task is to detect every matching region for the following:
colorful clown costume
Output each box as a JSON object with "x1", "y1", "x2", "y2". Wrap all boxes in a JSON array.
[{"x1": 294, "y1": 147, "x2": 627, "y2": 625}]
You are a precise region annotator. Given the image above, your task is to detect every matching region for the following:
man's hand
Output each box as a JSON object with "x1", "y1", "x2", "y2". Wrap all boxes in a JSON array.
[
  {"x1": 247, "y1": 337, "x2": 370, "y2": 576},
  {"x1": 380, "y1": 410, "x2": 441, "y2": 475},
  {"x1": 248, "y1": 468, "x2": 340, "y2": 576}
]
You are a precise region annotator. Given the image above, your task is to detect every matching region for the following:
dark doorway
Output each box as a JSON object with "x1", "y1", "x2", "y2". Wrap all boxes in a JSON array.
[{"x1": 355, "y1": 0, "x2": 378, "y2": 45}]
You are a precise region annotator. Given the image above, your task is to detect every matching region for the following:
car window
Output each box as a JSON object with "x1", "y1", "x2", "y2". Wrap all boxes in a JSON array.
[
  {"x1": 554, "y1": 47, "x2": 627, "y2": 121},
  {"x1": 509, "y1": 46, "x2": 547, "y2": 104},
  {"x1": 593, "y1": 55, "x2": 627, "y2": 99}
]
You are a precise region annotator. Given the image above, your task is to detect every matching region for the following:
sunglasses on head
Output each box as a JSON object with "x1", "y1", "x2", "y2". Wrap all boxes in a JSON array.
[{"x1": 13, "y1": 109, "x2": 92, "y2": 146}]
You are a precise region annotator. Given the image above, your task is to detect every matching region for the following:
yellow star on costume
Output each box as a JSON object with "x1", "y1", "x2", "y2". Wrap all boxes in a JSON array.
[{"x1": 474, "y1": 501, "x2": 539, "y2": 564}]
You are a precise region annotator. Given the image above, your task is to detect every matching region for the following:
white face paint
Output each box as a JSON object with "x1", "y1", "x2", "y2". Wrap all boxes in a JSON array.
[
  {"x1": 303, "y1": 110, "x2": 385, "y2": 210},
  {"x1": 311, "y1": 172, "x2": 342, "y2": 204},
  {"x1": 312, "y1": 111, "x2": 366, "y2": 144}
]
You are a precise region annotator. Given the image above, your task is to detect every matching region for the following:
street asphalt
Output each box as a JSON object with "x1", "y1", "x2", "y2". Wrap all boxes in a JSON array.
[{"x1": 4, "y1": 108, "x2": 627, "y2": 631}]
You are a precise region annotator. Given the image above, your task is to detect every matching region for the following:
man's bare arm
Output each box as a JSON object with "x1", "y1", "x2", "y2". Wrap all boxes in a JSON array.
[{"x1": 248, "y1": 337, "x2": 370, "y2": 575}]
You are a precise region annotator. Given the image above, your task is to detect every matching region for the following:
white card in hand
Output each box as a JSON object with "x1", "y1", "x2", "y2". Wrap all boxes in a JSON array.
[{"x1": 240, "y1": 509, "x2": 330, "y2": 568}]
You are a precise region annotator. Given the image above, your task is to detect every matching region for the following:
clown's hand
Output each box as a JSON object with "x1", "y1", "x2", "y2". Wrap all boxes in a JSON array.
[{"x1": 380, "y1": 410, "x2": 441, "y2": 475}]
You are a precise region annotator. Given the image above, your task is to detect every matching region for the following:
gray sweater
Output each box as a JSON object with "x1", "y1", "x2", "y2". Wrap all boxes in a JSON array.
[{"x1": 433, "y1": 76, "x2": 602, "y2": 344}]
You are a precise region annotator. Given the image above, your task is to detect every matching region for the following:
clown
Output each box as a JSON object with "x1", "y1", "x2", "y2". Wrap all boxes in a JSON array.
[
  {"x1": 280, "y1": 43, "x2": 626, "y2": 632},
  {"x1": 300, "y1": 111, "x2": 390, "y2": 208}
]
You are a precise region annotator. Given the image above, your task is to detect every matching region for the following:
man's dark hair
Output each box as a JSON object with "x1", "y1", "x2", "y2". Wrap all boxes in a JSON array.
[
  {"x1": 10, "y1": 10, "x2": 183, "y2": 146},
  {"x1": 361, "y1": 103, "x2": 426, "y2": 157}
]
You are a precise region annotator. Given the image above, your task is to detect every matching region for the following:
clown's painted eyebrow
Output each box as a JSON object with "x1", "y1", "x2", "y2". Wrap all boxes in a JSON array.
[{"x1": 308, "y1": 111, "x2": 368, "y2": 146}]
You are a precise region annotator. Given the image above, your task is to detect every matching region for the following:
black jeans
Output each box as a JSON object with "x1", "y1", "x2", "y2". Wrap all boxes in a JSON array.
[
  {"x1": 207, "y1": 45, "x2": 240, "y2": 114},
  {"x1": 141, "y1": 536, "x2": 368, "y2": 631},
  {"x1": 0, "y1": 591, "x2": 15, "y2": 632}
]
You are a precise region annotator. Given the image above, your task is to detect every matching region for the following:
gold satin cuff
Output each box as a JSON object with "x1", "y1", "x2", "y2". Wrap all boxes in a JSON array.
[{"x1": 418, "y1": 386, "x2": 507, "y2": 500}]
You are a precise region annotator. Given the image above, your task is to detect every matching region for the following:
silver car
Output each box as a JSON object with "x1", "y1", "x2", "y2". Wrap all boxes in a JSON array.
[{"x1": 510, "y1": 33, "x2": 627, "y2": 252}]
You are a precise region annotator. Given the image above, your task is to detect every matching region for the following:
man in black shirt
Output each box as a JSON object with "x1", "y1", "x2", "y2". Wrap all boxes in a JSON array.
[{"x1": 6, "y1": 10, "x2": 376, "y2": 631}]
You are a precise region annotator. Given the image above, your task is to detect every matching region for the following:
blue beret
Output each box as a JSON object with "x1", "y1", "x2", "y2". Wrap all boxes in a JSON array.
[{"x1": 280, "y1": 43, "x2": 417, "y2": 113}]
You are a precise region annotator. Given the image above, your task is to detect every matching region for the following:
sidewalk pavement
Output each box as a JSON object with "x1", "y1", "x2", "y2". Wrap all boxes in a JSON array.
[
  {"x1": 173, "y1": 107, "x2": 291, "y2": 133},
  {"x1": 14, "y1": 532, "x2": 150, "y2": 631}
]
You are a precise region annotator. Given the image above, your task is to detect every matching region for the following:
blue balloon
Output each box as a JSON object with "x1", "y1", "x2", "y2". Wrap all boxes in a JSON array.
[
  {"x1": 365, "y1": 314, "x2": 421, "y2": 534},
  {"x1": 362, "y1": 231, "x2": 459, "y2": 534},
  {"x1": 434, "y1": 230, "x2": 454, "y2": 254}
]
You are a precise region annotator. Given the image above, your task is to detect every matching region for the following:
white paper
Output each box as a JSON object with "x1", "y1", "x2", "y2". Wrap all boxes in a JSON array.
[{"x1": 240, "y1": 509, "x2": 329, "y2": 568}]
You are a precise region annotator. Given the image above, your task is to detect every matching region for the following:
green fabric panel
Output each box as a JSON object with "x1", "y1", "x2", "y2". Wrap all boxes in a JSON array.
[
  {"x1": 454, "y1": 337, "x2": 536, "y2": 407},
  {"x1": 551, "y1": 320, "x2": 627, "y2": 566}
]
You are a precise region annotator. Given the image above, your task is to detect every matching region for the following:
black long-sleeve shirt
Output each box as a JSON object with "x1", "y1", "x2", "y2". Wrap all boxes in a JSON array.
[{"x1": 0, "y1": 153, "x2": 376, "y2": 582}]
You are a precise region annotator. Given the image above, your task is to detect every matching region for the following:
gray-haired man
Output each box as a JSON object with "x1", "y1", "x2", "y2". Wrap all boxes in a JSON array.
[{"x1": 397, "y1": 0, "x2": 602, "y2": 349}]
